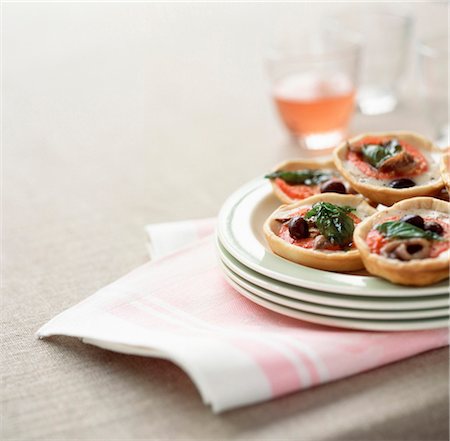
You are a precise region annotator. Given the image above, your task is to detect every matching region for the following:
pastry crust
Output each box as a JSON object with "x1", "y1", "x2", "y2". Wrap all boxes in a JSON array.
[
  {"x1": 440, "y1": 151, "x2": 450, "y2": 191},
  {"x1": 354, "y1": 197, "x2": 450, "y2": 286},
  {"x1": 263, "y1": 193, "x2": 376, "y2": 272},
  {"x1": 268, "y1": 158, "x2": 345, "y2": 204},
  {"x1": 333, "y1": 131, "x2": 444, "y2": 206}
]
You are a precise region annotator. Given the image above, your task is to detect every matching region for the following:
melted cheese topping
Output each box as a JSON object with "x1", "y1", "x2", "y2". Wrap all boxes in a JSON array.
[{"x1": 344, "y1": 149, "x2": 441, "y2": 188}]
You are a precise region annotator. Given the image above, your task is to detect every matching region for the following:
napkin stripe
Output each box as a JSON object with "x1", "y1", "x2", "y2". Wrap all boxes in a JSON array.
[
  {"x1": 137, "y1": 299, "x2": 308, "y2": 394},
  {"x1": 110, "y1": 301, "x2": 300, "y2": 395},
  {"x1": 110, "y1": 291, "x2": 317, "y2": 393},
  {"x1": 127, "y1": 295, "x2": 323, "y2": 393},
  {"x1": 278, "y1": 339, "x2": 325, "y2": 385},
  {"x1": 230, "y1": 339, "x2": 302, "y2": 396},
  {"x1": 111, "y1": 303, "x2": 191, "y2": 334},
  {"x1": 133, "y1": 276, "x2": 328, "y2": 385},
  {"x1": 111, "y1": 296, "x2": 325, "y2": 389}
]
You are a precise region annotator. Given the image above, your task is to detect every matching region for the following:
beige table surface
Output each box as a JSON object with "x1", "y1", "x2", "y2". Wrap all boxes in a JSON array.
[{"x1": 3, "y1": 3, "x2": 449, "y2": 440}]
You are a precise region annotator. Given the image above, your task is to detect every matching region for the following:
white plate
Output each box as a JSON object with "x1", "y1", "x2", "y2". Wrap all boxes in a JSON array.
[
  {"x1": 217, "y1": 239, "x2": 450, "y2": 311},
  {"x1": 220, "y1": 260, "x2": 449, "y2": 320},
  {"x1": 217, "y1": 179, "x2": 450, "y2": 297},
  {"x1": 222, "y1": 269, "x2": 449, "y2": 331}
]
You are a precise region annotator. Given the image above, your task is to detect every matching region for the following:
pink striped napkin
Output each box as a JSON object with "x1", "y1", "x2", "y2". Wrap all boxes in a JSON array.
[{"x1": 37, "y1": 219, "x2": 449, "y2": 412}]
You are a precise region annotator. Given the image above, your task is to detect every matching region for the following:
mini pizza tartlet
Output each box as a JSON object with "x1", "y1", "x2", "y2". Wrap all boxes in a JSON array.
[
  {"x1": 333, "y1": 132, "x2": 444, "y2": 206},
  {"x1": 354, "y1": 197, "x2": 450, "y2": 286},
  {"x1": 263, "y1": 194, "x2": 376, "y2": 272},
  {"x1": 440, "y1": 151, "x2": 450, "y2": 191},
  {"x1": 265, "y1": 158, "x2": 353, "y2": 204}
]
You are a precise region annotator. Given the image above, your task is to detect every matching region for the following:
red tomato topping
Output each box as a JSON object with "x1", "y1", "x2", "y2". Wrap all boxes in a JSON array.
[
  {"x1": 275, "y1": 178, "x2": 318, "y2": 200},
  {"x1": 347, "y1": 137, "x2": 428, "y2": 179},
  {"x1": 366, "y1": 230, "x2": 389, "y2": 254}
]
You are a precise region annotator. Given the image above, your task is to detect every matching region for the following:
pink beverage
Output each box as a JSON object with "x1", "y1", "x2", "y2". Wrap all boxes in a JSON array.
[{"x1": 273, "y1": 72, "x2": 356, "y2": 148}]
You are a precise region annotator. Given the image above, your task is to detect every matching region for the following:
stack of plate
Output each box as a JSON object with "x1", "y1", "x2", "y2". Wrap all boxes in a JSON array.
[{"x1": 217, "y1": 179, "x2": 450, "y2": 331}]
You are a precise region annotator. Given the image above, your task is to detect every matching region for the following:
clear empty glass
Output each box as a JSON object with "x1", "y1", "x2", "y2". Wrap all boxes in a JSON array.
[
  {"x1": 417, "y1": 36, "x2": 449, "y2": 147},
  {"x1": 266, "y1": 31, "x2": 360, "y2": 150},
  {"x1": 326, "y1": 12, "x2": 412, "y2": 115}
]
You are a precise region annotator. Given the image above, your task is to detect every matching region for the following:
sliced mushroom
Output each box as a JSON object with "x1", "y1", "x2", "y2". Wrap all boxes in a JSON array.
[
  {"x1": 378, "y1": 150, "x2": 416, "y2": 173},
  {"x1": 308, "y1": 226, "x2": 320, "y2": 239},
  {"x1": 380, "y1": 238, "x2": 430, "y2": 261},
  {"x1": 313, "y1": 235, "x2": 330, "y2": 249}
]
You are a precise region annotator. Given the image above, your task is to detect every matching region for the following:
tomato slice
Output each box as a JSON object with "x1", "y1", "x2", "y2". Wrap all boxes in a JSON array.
[{"x1": 275, "y1": 178, "x2": 318, "y2": 200}]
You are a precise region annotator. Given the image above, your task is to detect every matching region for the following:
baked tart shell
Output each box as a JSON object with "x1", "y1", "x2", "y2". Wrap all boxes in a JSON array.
[
  {"x1": 268, "y1": 158, "x2": 338, "y2": 204},
  {"x1": 333, "y1": 131, "x2": 444, "y2": 206},
  {"x1": 440, "y1": 151, "x2": 450, "y2": 191},
  {"x1": 353, "y1": 197, "x2": 450, "y2": 286},
  {"x1": 263, "y1": 193, "x2": 376, "y2": 272}
]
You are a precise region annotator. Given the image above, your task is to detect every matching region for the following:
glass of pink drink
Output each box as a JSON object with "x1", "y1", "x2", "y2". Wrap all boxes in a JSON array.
[{"x1": 267, "y1": 32, "x2": 361, "y2": 151}]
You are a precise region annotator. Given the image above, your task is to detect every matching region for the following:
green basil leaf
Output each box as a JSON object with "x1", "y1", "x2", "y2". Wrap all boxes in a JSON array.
[
  {"x1": 305, "y1": 202, "x2": 355, "y2": 219},
  {"x1": 265, "y1": 169, "x2": 334, "y2": 186},
  {"x1": 304, "y1": 202, "x2": 356, "y2": 246},
  {"x1": 375, "y1": 221, "x2": 445, "y2": 241},
  {"x1": 362, "y1": 139, "x2": 402, "y2": 168}
]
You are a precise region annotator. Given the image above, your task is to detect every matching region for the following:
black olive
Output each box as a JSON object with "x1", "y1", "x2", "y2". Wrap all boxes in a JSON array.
[
  {"x1": 406, "y1": 244, "x2": 423, "y2": 254},
  {"x1": 320, "y1": 180, "x2": 347, "y2": 194},
  {"x1": 288, "y1": 216, "x2": 309, "y2": 240},
  {"x1": 388, "y1": 178, "x2": 416, "y2": 189},
  {"x1": 424, "y1": 221, "x2": 444, "y2": 235},
  {"x1": 401, "y1": 214, "x2": 424, "y2": 230}
]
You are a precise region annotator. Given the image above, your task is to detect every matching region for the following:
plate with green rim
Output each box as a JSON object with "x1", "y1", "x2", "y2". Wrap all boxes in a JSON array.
[
  {"x1": 217, "y1": 178, "x2": 449, "y2": 297},
  {"x1": 223, "y1": 268, "x2": 449, "y2": 331},
  {"x1": 217, "y1": 239, "x2": 450, "y2": 310},
  {"x1": 219, "y1": 258, "x2": 449, "y2": 320}
]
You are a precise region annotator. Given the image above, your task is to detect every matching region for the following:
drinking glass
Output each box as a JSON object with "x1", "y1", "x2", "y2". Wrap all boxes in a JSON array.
[
  {"x1": 266, "y1": 31, "x2": 360, "y2": 151},
  {"x1": 417, "y1": 36, "x2": 449, "y2": 147},
  {"x1": 326, "y1": 12, "x2": 412, "y2": 115}
]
